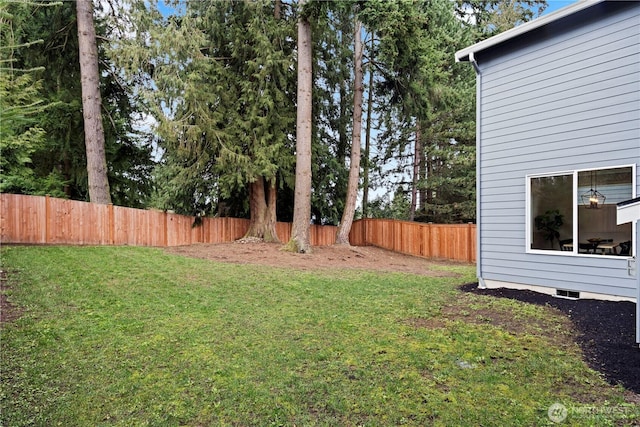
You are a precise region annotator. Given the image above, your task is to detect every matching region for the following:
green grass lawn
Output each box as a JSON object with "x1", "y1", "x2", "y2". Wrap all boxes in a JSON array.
[{"x1": 1, "y1": 246, "x2": 638, "y2": 426}]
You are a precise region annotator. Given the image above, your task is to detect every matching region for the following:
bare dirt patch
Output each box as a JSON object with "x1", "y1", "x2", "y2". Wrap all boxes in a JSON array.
[{"x1": 164, "y1": 241, "x2": 464, "y2": 277}]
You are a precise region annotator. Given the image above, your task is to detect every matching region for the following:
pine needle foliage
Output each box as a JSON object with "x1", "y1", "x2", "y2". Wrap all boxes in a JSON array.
[{"x1": 118, "y1": 0, "x2": 296, "y2": 217}]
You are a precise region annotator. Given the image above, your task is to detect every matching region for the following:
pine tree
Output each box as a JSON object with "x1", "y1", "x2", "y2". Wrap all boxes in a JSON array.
[
  {"x1": 286, "y1": 0, "x2": 313, "y2": 253},
  {"x1": 0, "y1": 0, "x2": 51, "y2": 194},
  {"x1": 335, "y1": 16, "x2": 363, "y2": 245},
  {"x1": 77, "y1": 0, "x2": 111, "y2": 204},
  {"x1": 307, "y1": 0, "x2": 354, "y2": 226},
  {"x1": 6, "y1": 1, "x2": 153, "y2": 206},
  {"x1": 455, "y1": 0, "x2": 548, "y2": 40},
  {"x1": 361, "y1": 0, "x2": 477, "y2": 223},
  {"x1": 117, "y1": 1, "x2": 296, "y2": 236}
]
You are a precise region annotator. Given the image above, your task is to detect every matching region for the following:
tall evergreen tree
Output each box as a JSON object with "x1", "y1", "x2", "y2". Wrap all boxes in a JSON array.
[
  {"x1": 335, "y1": 16, "x2": 363, "y2": 245},
  {"x1": 6, "y1": 1, "x2": 153, "y2": 207},
  {"x1": 0, "y1": 0, "x2": 55, "y2": 195},
  {"x1": 361, "y1": 30, "x2": 377, "y2": 219},
  {"x1": 77, "y1": 0, "x2": 111, "y2": 204},
  {"x1": 308, "y1": 1, "x2": 354, "y2": 225},
  {"x1": 287, "y1": 0, "x2": 313, "y2": 253},
  {"x1": 360, "y1": 0, "x2": 448, "y2": 219},
  {"x1": 415, "y1": 0, "x2": 476, "y2": 223},
  {"x1": 455, "y1": 0, "x2": 547, "y2": 40},
  {"x1": 118, "y1": 1, "x2": 296, "y2": 238},
  {"x1": 360, "y1": 0, "x2": 477, "y2": 223}
]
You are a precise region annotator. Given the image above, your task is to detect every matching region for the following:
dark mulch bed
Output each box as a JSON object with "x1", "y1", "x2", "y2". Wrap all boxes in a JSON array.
[{"x1": 459, "y1": 283, "x2": 640, "y2": 394}]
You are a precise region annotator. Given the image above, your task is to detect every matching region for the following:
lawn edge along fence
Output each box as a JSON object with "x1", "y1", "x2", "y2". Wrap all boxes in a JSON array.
[{"x1": 0, "y1": 194, "x2": 475, "y2": 262}]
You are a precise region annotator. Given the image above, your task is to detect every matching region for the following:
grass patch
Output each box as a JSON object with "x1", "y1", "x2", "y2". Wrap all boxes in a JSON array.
[{"x1": 1, "y1": 246, "x2": 637, "y2": 426}]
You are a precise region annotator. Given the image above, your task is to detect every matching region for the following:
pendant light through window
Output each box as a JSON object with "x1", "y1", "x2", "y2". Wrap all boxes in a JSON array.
[{"x1": 581, "y1": 170, "x2": 605, "y2": 209}]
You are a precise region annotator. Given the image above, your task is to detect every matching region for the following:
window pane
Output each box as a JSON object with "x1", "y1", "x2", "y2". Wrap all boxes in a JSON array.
[
  {"x1": 577, "y1": 167, "x2": 633, "y2": 256},
  {"x1": 531, "y1": 175, "x2": 573, "y2": 251}
]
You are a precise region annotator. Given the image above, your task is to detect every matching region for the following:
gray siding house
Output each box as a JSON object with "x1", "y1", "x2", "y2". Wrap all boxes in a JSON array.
[{"x1": 456, "y1": 1, "x2": 639, "y2": 342}]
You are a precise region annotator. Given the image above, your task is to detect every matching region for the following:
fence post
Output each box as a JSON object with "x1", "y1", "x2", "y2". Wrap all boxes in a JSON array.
[
  {"x1": 163, "y1": 211, "x2": 168, "y2": 247},
  {"x1": 45, "y1": 194, "x2": 51, "y2": 244},
  {"x1": 468, "y1": 222, "x2": 474, "y2": 263},
  {"x1": 108, "y1": 203, "x2": 115, "y2": 245}
]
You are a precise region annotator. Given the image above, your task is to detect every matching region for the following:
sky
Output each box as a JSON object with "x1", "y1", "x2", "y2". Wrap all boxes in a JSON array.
[
  {"x1": 157, "y1": 1, "x2": 582, "y2": 20},
  {"x1": 542, "y1": 0, "x2": 580, "y2": 15}
]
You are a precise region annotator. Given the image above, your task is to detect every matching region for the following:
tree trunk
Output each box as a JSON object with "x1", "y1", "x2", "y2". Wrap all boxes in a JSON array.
[
  {"x1": 76, "y1": 0, "x2": 111, "y2": 204},
  {"x1": 274, "y1": 0, "x2": 281, "y2": 20},
  {"x1": 410, "y1": 129, "x2": 421, "y2": 221},
  {"x1": 244, "y1": 0, "x2": 283, "y2": 244},
  {"x1": 425, "y1": 130, "x2": 433, "y2": 216},
  {"x1": 336, "y1": 19, "x2": 363, "y2": 245},
  {"x1": 285, "y1": 0, "x2": 312, "y2": 253},
  {"x1": 362, "y1": 33, "x2": 374, "y2": 219},
  {"x1": 245, "y1": 178, "x2": 280, "y2": 242},
  {"x1": 417, "y1": 124, "x2": 426, "y2": 214}
]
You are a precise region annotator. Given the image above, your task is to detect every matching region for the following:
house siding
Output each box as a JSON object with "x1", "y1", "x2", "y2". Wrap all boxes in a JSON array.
[{"x1": 476, "y1": 2, "x2": 640, "y2": 299}]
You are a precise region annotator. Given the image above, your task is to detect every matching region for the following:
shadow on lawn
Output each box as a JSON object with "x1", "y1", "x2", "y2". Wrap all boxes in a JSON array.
[{"x1": 459, "y1": 283, "x2": 640, "y2": 395}]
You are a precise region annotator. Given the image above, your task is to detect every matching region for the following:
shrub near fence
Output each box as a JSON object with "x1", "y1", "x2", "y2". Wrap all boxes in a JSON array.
[{"x1": 0, "y1": 194, "x2": 475, "y2": 262}]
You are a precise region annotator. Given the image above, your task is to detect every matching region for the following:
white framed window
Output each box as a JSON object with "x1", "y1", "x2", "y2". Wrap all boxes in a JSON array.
[{"x1": 527, "y1": 165, "x2": 635, "y2": 257}]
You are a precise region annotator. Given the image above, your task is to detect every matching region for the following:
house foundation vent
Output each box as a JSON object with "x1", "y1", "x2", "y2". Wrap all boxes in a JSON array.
[{"x1": 556, "y1": 289, "x2": 580, "y2": 299}]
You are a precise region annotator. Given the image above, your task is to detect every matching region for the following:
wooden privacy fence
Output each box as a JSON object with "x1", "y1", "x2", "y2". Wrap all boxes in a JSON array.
[
  {"x1": 0, "y1": 194, "x2": 337, "y2": 247},
  {"x1": 351, "y1": 218, "x2": 476, "y2": 263},
  {"x1": 0, "y1": 194, "x2": 476, "y2": 262}
]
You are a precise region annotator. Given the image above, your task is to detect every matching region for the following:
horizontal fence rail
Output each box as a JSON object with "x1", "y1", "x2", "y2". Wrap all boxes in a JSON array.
[{"x1": 0, "y1": 194, "x2": 475, "y2": 262}]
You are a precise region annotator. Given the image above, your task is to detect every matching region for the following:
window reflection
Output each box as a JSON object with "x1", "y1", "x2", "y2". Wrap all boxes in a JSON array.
[
  {"x1": 531, "y1": 174, "x2": 573, "y2": 251},
  {"x1": 530, "y1": 167, "x2": 633, "y2": 255},
  {"x1": 577, "y1": 168, "x2": 632, "y2": 255}
]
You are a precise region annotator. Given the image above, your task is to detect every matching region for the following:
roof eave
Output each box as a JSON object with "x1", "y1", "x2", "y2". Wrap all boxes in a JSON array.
[{"x1": 455, "y1": 0, "x2": 605, "y2": 63}]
